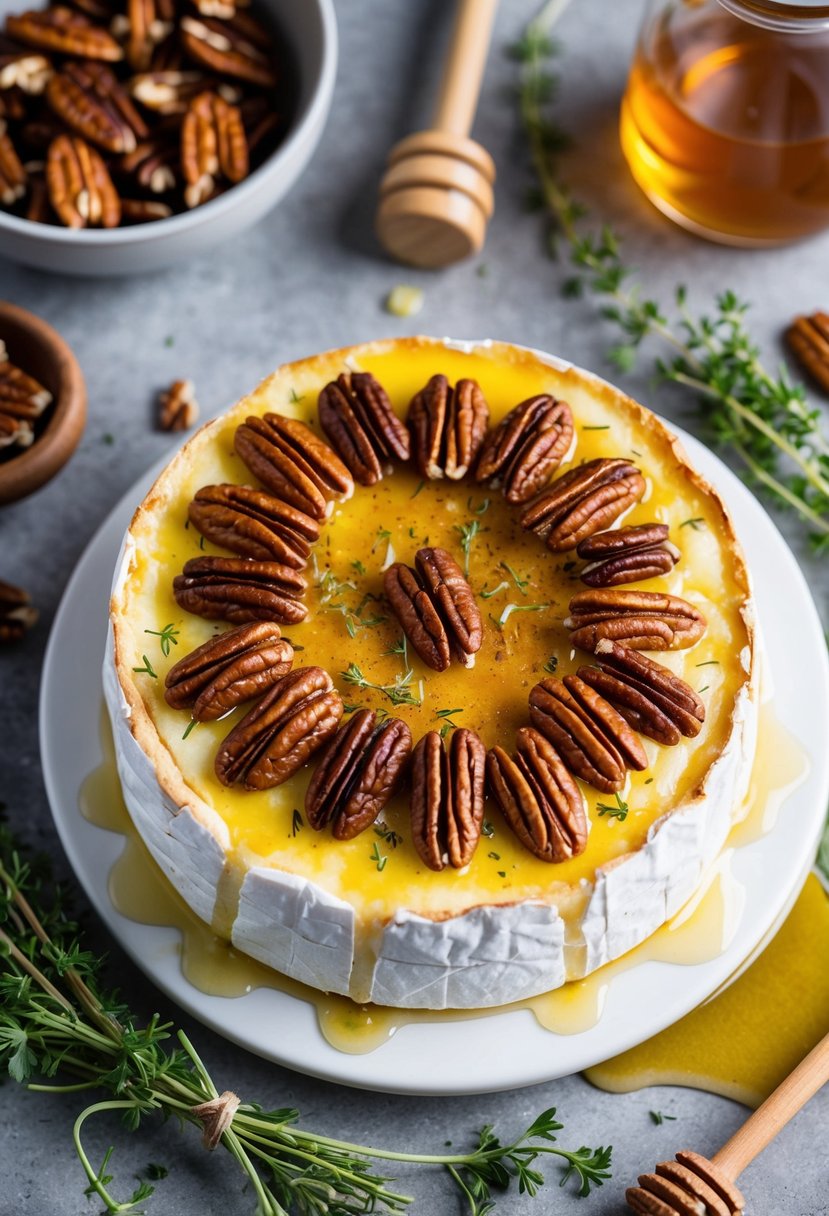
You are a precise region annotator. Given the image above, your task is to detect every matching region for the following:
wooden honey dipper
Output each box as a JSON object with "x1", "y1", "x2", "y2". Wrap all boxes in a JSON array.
[
  {"x1": 626, "y1": 1027, "x2": 829, "y2": 1214},
  {"x1": 375, "y1": 0, "x2": 499, "y2": 268}
]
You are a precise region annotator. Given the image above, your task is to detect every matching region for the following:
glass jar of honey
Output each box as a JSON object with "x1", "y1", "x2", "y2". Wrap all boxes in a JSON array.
[{"x1": 620, "y1": 0, "x2": 829, "y2": 244}]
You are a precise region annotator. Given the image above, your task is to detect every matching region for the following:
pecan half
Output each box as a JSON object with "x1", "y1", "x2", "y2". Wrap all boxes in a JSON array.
[
  {"x1": 785, "y1": 311, "x2": 829, "y2": 395},
  {"x1": 410, "y1": 729, "x2": 486, "y2": 871},
  {"x1": 521, "y1": 458, "x2": 646, "y2": 551},
  {"x1": 487, "y1": 727, "x2": 587, "y2": 862},
  {"x1": 173, "y1": 555, "x2": 307, "y2": 625},
  {"x1": 0, "y1": 413, "x2": 34, "y2": 447},
  {"x1": 7, "y1": 7, "x2": 123, "y2": 60},
  {"x1": 120, "y1": 133, "x2": 177, "y2": 192},
  {"x1": 158, "y1": 378, "x2": 199, "y2": 430},
  {"x1": 46, "y1": 134, "x2": 120, "y2": 227},
  {"x1": 577, "y1": 523, "x2": 680, "y2": 587},
  {"x1": 0, "y1": 38, "x2": 51, "y2": 91},
  {"x1": 120, "y1": 196, "x2": 171, "y2": 222},
  {"x1": 164, "y1": 621, "x2": 293, "y2": 720},
  {"x1": 0, "y1": 343, "x2": 53, "y2": 421},
  {"x1": 529, "y1": 674, "x2": 648, "y2": 792},
  {"x1": 128, "y1": 69, "x2": 222, "y2": 115},
  {"x1": 383, "y1": 561, "x2": 449, "y2": 672},
  {"x1": 566, "y1": 588, "x2": 707, "y2": 652},
  {"x1": 579, "y1": 639, "x2": 705, "y2": 745},
  {"x1": 181, "y1": 89, "x2": 247, "y2": 207},
  {"x1": 0, "y1": 578, "x2": 38, "y2": 642},
  {"x1": 188, "y1": 484, "x2": 319, "y2": 568},
  {"x1": 124, "y1": 0, "x2": 175, "y2": 70},
  {"x1": 317, "y1": 371, "x2": 409, "y2": 486},
  {"x1": 46, "y1": 61, "x2": 147, "y2": 154},
  {"x1": 235, "y1": 412, "x2": 354, "y2": 520},
  {"x1": 414, "y1": 546, "x2": 482, "y2": 667},
  {"x1": 0, "y1": 120, "x2": 26, "y2": 205},
  {"x1": 215, "y1": 666, "x2": 343, "y2": 790},
  {"x1": 179, "y1": 15, "x2": 276, "y2": 88},
  {"x1": 305, "y1": 709, "x2": 413, "y2": 840},
  {"x1": 407, "y1": 374, "x2": 489, "y2": 480},
  {"x1": 475, "y1": 395, "x2": 574, "y2": 503}
]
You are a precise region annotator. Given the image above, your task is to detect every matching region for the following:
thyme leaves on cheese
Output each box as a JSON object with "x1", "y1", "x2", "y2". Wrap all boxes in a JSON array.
[
  {"x1": 514, "y1": 7, "x2": 829, "y2": 550},
  {"x1": 434, "y1": 707, "x2": 464, "y2": 738},
  {"x1": 542, "y1": 656, "x2": 559, "y2": 674},
  {"x1": 143, "y1": 623, "x2": 180, "y2": 657},
  {"x1": 291, "y1": 809, "x2": 303, "y2": 837},
  {"x1": 370, "y1": 841, "x2": 388, "y2": 872},
  {"x1": 0, "y1": 823, "x2": 611, "y2": 1215},
  {"x1": 131, "y1": 654, "x2": 157, "y2": 679},
  {"x1": 340, "y1": 662, "x2": 421, "y2": 709},
  {"x1": 494, "y1": 602, "x2": 550, "y2": 630},
  {"x1": 454, "y1": 519, "x2": 487, "y2": 577},
  {"x1": 181, "y1": 719, "x2": 198, "y2": 741},
  {"x1": 374, "y1": 823, "x2": 402, "y2": 849},
  {"x1": 679, "y1": 518, "x2": 705, "y2": 532},
  {"x1": 480, "y1": 580, "x2": 510, "y2": 600},
  {"x1": 597, "y1": 793, "x2": 629, "y2": 821},
  {"x1": 501, "y1": 562, "x2": 530, "y2": 595}
]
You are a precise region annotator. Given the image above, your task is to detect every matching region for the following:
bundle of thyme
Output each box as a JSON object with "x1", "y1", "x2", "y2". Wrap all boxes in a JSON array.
[
  {"x1": 512, "y1": 4, "x2": 829, "y2": 551},
  {"x1": 0, "y1": 824, "x2": 611, "y2": 1214}
]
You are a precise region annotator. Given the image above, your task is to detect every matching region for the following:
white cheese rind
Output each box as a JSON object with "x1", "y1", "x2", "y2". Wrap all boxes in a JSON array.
[
  {"x1": 369, "y1": 902, "x2": 566, "y2": 1008},
  {"x1": 233, "y1": 867, "x2": 355, "y2": 995}
]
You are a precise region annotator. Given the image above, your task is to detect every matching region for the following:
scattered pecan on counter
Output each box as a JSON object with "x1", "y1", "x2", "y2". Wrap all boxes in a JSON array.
[
  {"x1": 0, "y1": 577, "x2": 38, "y2": 641},
  {"x1": 0, "y1": 0, "x2": 287, "y2": 227},
  {"x1": 785, "y1": 311, "x2": 829, "y2": 395},
  {"x1": 158, "y1": 377, "x2": 198, "y2": 431}
]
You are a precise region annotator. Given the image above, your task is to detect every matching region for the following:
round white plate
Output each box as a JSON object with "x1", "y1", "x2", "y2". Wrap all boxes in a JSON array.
[{"x1": 40, "y1": 423, "x2": 829, "y2": 1096}]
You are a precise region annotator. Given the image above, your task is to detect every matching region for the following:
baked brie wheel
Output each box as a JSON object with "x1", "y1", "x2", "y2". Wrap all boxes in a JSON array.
[{"x1": 106, "y1": 337, "x2": 757, "y2": 1011}]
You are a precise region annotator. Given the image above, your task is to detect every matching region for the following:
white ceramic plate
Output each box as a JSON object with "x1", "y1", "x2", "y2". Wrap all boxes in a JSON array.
[{"x1": 40, "y1": 422, "x2": 829, "y2": 1096}]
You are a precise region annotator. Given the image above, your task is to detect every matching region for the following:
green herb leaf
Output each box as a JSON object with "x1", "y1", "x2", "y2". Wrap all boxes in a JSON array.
[
  {"x1": 649, "y1": 1111, "x2": 677, "y2": 1126},
  {"x1": 597, "y1": 793, "x2": 629, "y2": 821},
  {"x1": 144, "y1": 623, "x2": 180, "y2": 658},
  {"x1": 132, "y1": 655, "x2": 157, "y2": 679}
]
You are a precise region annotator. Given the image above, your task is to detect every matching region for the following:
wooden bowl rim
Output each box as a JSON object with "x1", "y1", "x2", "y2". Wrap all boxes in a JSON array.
[{"x1": 0, "y1": 302, "x2": 87, "y2": 505}]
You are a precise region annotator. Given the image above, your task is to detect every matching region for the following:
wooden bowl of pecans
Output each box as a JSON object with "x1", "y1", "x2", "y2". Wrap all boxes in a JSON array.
[
  {"x1": 0, "y1": 0, "x2": 336, "y2": 274},
  {"x1": 0, "y1": 301, "x2": 86, "y2": 503}
]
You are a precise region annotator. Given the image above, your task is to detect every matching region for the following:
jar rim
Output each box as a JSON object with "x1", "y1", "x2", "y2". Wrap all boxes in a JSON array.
[{"x1": 717, "y1": 0, "x2": 829, "y2": 31}]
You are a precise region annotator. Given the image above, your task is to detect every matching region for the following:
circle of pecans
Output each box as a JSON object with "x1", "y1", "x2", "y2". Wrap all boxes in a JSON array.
[
  {"x1": 0, "y1": 0, "x2": 289, "y2": 228},
  {"x1": 154, "y1": 368, "x2": 710, "y2": 870}
]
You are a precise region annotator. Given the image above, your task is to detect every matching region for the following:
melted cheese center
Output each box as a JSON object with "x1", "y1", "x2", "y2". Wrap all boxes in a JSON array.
[{"x1": 121, "y1": 341, "x2": 751, "y2": 924}]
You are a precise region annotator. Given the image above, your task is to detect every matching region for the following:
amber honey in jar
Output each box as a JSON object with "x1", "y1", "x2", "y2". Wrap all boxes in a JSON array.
[{"x1": 620, "y1": 0, "x2": 829, "y2": 244}]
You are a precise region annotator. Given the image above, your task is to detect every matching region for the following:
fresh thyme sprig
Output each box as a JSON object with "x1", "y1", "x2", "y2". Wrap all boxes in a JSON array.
[
  {"x1": 454, "y1": 519, "x2": 487, "y2": 577},
  {"x1": 143, "y1": 623, "x2": 179, "y2": 658},
  {"x1": 0, "y1": 825, "x2": 611, "y2": 1214},
  {"x1": 340, "y1": 661, "x2": 421, "y2": 708},
  {"x1": 597, "y1": 793, "x2": 629, "y2": 821},
  {"x1": 513, "y1": 8, "x2": 829, "y2": 550}
]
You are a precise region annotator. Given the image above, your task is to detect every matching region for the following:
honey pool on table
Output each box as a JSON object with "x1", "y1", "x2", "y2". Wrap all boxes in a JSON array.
[{"x1": 80, "y1": 699, "x2": 807, "y2": 1055}]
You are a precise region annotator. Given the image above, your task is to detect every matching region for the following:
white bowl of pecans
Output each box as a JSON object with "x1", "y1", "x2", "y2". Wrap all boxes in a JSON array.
[{"x1": 0, "y1": 0, "x2": 336, "y2": 274}]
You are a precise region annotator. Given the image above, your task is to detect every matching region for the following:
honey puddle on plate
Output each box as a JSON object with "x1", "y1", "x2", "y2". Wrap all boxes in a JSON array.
[{"x1": 80, "y1": 701, "x2": 811, "y2": 1064}]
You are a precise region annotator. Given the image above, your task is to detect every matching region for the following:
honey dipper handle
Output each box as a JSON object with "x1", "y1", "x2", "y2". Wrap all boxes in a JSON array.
[
  {"x1": 433, "y1": 0, "x2": 500, "y2": 136},
  {"x1": 712, "y1": 1028, "x2": 829, "y2": 1180}
]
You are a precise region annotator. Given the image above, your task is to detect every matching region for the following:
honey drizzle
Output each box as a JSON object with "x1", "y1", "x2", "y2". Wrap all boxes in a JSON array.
[{"x1": 78, "y1": 700, "x2": 808, "y2": 1055}]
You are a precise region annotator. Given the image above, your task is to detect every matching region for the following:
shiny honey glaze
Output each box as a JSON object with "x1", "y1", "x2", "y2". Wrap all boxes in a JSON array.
[
  {"x1": 117, "y1": 340, "x2": 753, "y2": 942},
  {"x1": 80, "y1": 698, "x2": 808, "y2": 1056}
]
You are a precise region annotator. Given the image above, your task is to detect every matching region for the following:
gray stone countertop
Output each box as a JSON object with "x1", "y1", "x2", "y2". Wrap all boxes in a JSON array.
[{"x1": 1, "y1": 0, "x2": 827, "y2": 1212}]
